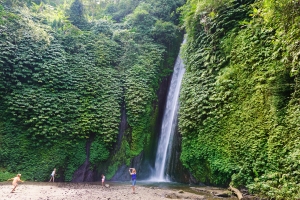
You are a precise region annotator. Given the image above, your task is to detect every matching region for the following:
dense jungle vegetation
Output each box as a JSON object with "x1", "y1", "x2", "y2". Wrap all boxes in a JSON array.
[
  {"x1": 1, "y1": 0, "x2": 299, "y2": 199},
  {"x1": 0, "y1": 0, "x2": 184, "y2": 181},
  {"x1": 179, "y1": 0, "x2": 300, "y2": 199}
]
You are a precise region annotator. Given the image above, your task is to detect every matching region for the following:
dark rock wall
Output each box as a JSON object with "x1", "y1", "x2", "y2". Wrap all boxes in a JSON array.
[
  {"x1": 110, "y1": 152, "x2": 144, "y2": 181},
  {"x1": 72, "y1": 139, "x2": 96, "y2": 182},
  {"x1": 115, "y1": 101, "x2": 128, "y2": 153},
  {"x1": 167, "y1": 123, "x2": 197, "y2": 184}
]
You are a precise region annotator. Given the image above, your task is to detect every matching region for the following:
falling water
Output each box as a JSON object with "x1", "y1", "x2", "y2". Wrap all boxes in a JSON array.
[{"x1": 151, "y1": 40, "x2": 186, "y2": 182}]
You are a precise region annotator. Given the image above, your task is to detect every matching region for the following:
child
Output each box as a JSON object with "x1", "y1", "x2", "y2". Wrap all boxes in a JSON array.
[
  {"x1": 9, "y1": 174, "x2": 24, "y2": 193},
  {"x1": 101, "y1": 174, "x2": 105, "y2": 186},
  {"x1": 49, "y1": 168, "x2": 56, "y2": 182}
]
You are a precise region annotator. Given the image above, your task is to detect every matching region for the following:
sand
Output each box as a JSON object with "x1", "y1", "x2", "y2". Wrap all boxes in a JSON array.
[{"x1": 0, "y1": 181, "x2": 212, "y2": 200}]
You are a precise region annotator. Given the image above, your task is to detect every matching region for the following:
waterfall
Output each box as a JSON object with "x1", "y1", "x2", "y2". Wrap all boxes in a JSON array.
[{"x1": 151, "y1": 40, "x2": 186, "y2": 181}]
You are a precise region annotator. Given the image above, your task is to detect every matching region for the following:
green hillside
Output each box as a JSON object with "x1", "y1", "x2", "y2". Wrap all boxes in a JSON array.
[
  {"x1": 1, "y1": 0, "x2": 299, "y2": 199},
  {"x1": 179, "y1": 0, "x2": 300, "y2": 199},
  {"x1": 0, "y1": 0, "x2": 184, "y2": 181}
]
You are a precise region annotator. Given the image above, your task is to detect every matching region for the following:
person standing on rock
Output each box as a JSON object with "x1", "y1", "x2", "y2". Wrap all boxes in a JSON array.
[
  {"x1": 129, "y1": 168, "x2": 136, "y2": 194},
  {"x1": 49, "y1": 168, "x2": 56, "y2": 182}
]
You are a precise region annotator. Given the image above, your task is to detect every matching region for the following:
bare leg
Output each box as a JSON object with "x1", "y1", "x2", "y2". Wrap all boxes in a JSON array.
[
  {"x1": 11, "y1": 185, "x2": 17, "y2": 193},
  {"x1": 49, "y1": 176, "x2": 54, "y2": 182}
]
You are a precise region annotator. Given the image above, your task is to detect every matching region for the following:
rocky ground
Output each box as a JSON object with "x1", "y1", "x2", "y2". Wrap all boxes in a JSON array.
[{"x1": 0, "y1": 181, "x2": 258, "y2": 200}]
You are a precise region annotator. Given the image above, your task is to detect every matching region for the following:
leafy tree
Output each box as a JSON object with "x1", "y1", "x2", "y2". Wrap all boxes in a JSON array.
[
  {"x1": 104, "y1": 0, "x2": 142, "y2": 22},
  {"x1": 68, "y1": 0, "x2": 87, "y2": 29},
  {"x1": 151, "y1": 20, "x2": 179, "y2": 47}
]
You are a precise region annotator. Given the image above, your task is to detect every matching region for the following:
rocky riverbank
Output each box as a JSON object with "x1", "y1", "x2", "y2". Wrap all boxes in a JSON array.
[{"x1": 0, "y1": 181, "x2": 260, "y2": 200}]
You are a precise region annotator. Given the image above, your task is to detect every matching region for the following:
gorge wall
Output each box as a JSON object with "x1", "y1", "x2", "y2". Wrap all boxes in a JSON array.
[{"x1": 179, "y1": 0, "x2": 300, "y2": 198}]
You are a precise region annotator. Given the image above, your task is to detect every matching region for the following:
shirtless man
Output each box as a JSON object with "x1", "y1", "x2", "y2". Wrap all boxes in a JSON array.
[{"x1": 9, "y1": 174, "x2": 24, "y2": 193}]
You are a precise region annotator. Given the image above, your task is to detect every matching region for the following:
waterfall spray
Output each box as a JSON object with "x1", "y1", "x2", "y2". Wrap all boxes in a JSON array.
[{"x1": 151, "y1": 39, "x2": 186, "y2": 181}]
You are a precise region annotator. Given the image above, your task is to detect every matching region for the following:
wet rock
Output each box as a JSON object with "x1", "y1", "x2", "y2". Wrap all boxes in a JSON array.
[
  {"x1": 213, "y1": 192, "x2": 231, "y2": 197},
  {"x1": 243, "y1": 195, "x2": 266, "y2": 200},
  {"x1": 165, "y1": 193, "x2": 179, "y2": 199}
]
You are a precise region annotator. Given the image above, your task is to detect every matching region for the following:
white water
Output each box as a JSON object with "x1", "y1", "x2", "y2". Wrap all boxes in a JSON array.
[{"x1": 150, "y1": 42, "x2": 186, "y2": 182}]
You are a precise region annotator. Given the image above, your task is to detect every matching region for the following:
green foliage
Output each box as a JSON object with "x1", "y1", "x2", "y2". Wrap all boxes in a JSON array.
[
  {"x1": 105, "y1": 139, "x2": 131, "y2": 179},
  {"x1": 0, "y1": 5, "x2": 121, "y2": 181},
  {"x1": 124, "y1": 3, "x2": 156, "y2": 35},
  {"x1": 147, "y1": 0, "x2": 185, "y2": 22},
  {"x1": 178, "y1": 0, "x2": 226, "y2": 37},
  {"x1": 0, "y1": 170, "x2": 18, "y2": 182},
  {"x1": 179, "y1": 0, "x2": 300, "y2": 198},
  {"x1": 89, "y1": 138, "x2": 110, "y2": 165},
  {"x1": 64, "y1": 140, "x2": 86, "y2": 181},
  {"x1": 124, "y1": 44, "x2": 165, "y2": 156},
  {"x1": 91, "y1": 19, "x2": 114, "y2": 36},
  {"x1": 104, "y1": 0, "x2": 142, "y2": 23},
  {"x1": 0, "y1": 5, "x2": 4, "y2": 25},
  {"x1": 0, "y1": 0, "x2": 184, "y2": 182},
  {"x1": 68, "y1": 0, "x2": 87, "y2": 29},
  {"x1": 151, "y1": 20, "x2": 180, "y2": 46},
  {"x1": 0, "y1": 4, "x2": 19, "y2": 25}
]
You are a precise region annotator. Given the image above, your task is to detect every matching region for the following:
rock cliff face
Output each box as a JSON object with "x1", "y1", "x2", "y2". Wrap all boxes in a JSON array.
[
  {"x1": 115, "y1": 102, "x2": 128, "y2": 153},
  {"x1": 71, "y1": 66, "x2": 194, "y2": 183},
  {"x1": 167, "y1": 125, "x2": 194, "y2": 183},
  {"x1": 110, "y1": 152, "x2": 144, "y2": 181},
  {"x1": 109, "y1": 76, "x2": 172, "y2": 181},
  {"x1": 72, "y1": 139, "x2": 95, "y2": 182}
]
